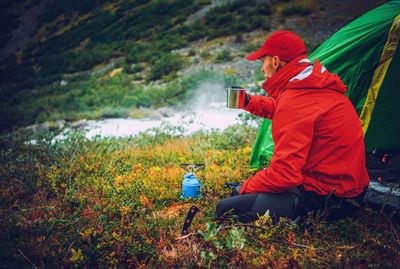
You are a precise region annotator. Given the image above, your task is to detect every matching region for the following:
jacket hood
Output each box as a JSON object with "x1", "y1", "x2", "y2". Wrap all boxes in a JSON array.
[
  {"x1": 287, "y1": 59, "x2": 348, "y2": 94},
  {"x1": 262, "y1": 57, "x2": 348, "y2": 99}
]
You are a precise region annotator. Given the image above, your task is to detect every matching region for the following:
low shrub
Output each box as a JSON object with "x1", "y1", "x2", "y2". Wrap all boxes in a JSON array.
[
  {"x1": 214, "y1": 50, "x2": 231, "y2": 63},
  {"x1": 148, "y1": 53, "x2": 185, "y2": 81},
  {"x1": 282, "y1": 6, "x2": 312, "y2": 16},
  {"x1": 124, "y1": 63, "x2": 145, "y2": 74}
]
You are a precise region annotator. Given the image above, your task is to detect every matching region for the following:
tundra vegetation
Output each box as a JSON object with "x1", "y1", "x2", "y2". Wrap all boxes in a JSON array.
[{"x1": 1, "y1": 127, "x2": 399, "y2": 267}]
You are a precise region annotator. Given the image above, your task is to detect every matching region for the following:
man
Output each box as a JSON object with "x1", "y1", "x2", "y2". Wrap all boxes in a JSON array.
[{"x1": 216, "y1": 30, "x2": 369, "y2": 222}]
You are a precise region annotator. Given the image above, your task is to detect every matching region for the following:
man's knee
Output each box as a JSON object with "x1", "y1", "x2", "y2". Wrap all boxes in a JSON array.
[{"x1": 215, "y1": 198, "x2": 231, "y2": 218}]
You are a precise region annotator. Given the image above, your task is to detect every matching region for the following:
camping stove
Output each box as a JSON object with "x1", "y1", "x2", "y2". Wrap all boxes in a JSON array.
[{"x1": 180, "y1": 163, "x2": 205, "y2": 199}]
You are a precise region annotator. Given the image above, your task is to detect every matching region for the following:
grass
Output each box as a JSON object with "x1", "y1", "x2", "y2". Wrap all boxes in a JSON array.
[{"x1": 0, "y1": 126, "x2": 399, "y2": 268}]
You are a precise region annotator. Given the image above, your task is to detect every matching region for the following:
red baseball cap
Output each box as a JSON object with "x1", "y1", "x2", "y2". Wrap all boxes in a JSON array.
[{"x1": 247, "y1": 30, "x2": 307, "y2": 62}]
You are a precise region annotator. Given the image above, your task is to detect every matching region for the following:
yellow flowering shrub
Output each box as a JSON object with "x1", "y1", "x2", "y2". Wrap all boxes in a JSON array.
[{"x1": 69, "y1": 248, "x2": 84, "y2": 264}]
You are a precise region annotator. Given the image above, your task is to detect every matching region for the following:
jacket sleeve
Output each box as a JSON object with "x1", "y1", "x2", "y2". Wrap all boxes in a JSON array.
[
  {"x1": 243, "y1": 94, "x2": 276, "y2": 119},
  {"x1": 240, "y1": 98, "x2": 316, "y2": 194}
]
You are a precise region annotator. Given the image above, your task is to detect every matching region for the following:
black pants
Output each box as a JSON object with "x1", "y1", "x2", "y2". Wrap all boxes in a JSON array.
[{"x1": 216, "y1": 185, "x2": 365, "y2": 223}]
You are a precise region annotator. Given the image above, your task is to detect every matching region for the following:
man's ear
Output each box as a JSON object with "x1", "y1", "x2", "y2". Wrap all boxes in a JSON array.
[{"x1": 272, "y1": 56, "x2": 280, "y2": 71}]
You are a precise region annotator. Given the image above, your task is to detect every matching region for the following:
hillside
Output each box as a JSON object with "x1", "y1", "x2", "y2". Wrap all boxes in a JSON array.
[{"x1": 0, "y1": 0, "x2": 387, "y2": 132}]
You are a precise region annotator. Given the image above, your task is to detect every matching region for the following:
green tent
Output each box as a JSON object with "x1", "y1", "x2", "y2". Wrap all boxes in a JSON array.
[{"x1": 249, "y1": 0, "x2": 400, "y2": 169}]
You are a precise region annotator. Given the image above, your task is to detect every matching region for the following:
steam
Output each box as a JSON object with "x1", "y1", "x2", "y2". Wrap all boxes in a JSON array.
[
  {"x1": 187, "y1": 80, "x2": 227, "y2": 112},
  {"x1": 155, "y1": 79, "x2": 244, "y2": 134}
]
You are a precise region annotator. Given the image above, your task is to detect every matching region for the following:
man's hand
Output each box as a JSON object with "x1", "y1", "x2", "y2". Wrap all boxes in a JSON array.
[{"x1": 238, "y1": 93, "x2": 250, "y2": 109}]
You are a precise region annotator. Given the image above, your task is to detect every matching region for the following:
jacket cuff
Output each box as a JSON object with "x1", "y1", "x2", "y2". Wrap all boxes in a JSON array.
[
  {"x1": 243, "y1": 94, "x2": 253, "y2": 110},
  {"x1": 239, "y1": 179, "x2": 250, "y2": 194}
]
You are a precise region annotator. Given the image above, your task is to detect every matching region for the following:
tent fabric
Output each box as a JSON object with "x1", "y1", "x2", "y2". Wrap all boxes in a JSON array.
[
  {"x1": 363, "y1": 20, "x2": 400, "y2": 151},
  {"x1": 248, "y1": 119, "x2": 273, "y2": 170},
  {"x1": 359, "y1": 15, "x2": 400, "y2": 136},
  {"x1": 249, "y1": 1, "x2": 400, "y2": 169}
]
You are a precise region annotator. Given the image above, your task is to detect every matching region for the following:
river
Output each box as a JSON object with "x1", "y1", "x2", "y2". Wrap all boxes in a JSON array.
[{"x1": 82, "y1": 104, "x2": 243, "y2": 139}]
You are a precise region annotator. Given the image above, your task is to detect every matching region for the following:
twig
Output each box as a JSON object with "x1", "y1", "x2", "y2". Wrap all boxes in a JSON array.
[
  {"x1": 221, "y1": 223, "x2": 268, "y2": 232},
  {"x1": 389, "y1": 218, "x2": 399, "y2": 242},
  {"x1": 20, "y1": 206, "x2": 55, "y2": 212},
  {"x1": 42, "y1": 221, "x2": 56, "y2": 244},
  {"x1": 176, "y1": 233, "x2": 195, "y2": 240},
  {"x1": 11, "y1": 177, "x2": 24, "y2": 185},
  {"x1": 63, "y1": 241, "x2": 75, "y2": 261},
  {"x1": 280, "y1": 241, "x2": 318, "y2": 250},
  {"x1": 18, "y1": 249, "x2": 38, "y2": 269}
]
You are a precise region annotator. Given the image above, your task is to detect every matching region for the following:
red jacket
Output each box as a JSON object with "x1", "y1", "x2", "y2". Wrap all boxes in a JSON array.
[{"x1": 240, "y1": 55, "x2": 369, "y2": 198}]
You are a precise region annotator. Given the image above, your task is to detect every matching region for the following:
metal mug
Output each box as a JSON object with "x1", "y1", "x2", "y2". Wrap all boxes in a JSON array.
[{"x1": 226, "y1": 86, "x2": 246, "y2": 109}]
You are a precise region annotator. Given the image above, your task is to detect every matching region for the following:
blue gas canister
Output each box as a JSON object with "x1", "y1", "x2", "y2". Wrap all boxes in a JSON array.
[{"x1": 180, "y1": 164, "x2": 205, "y2": 199}]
